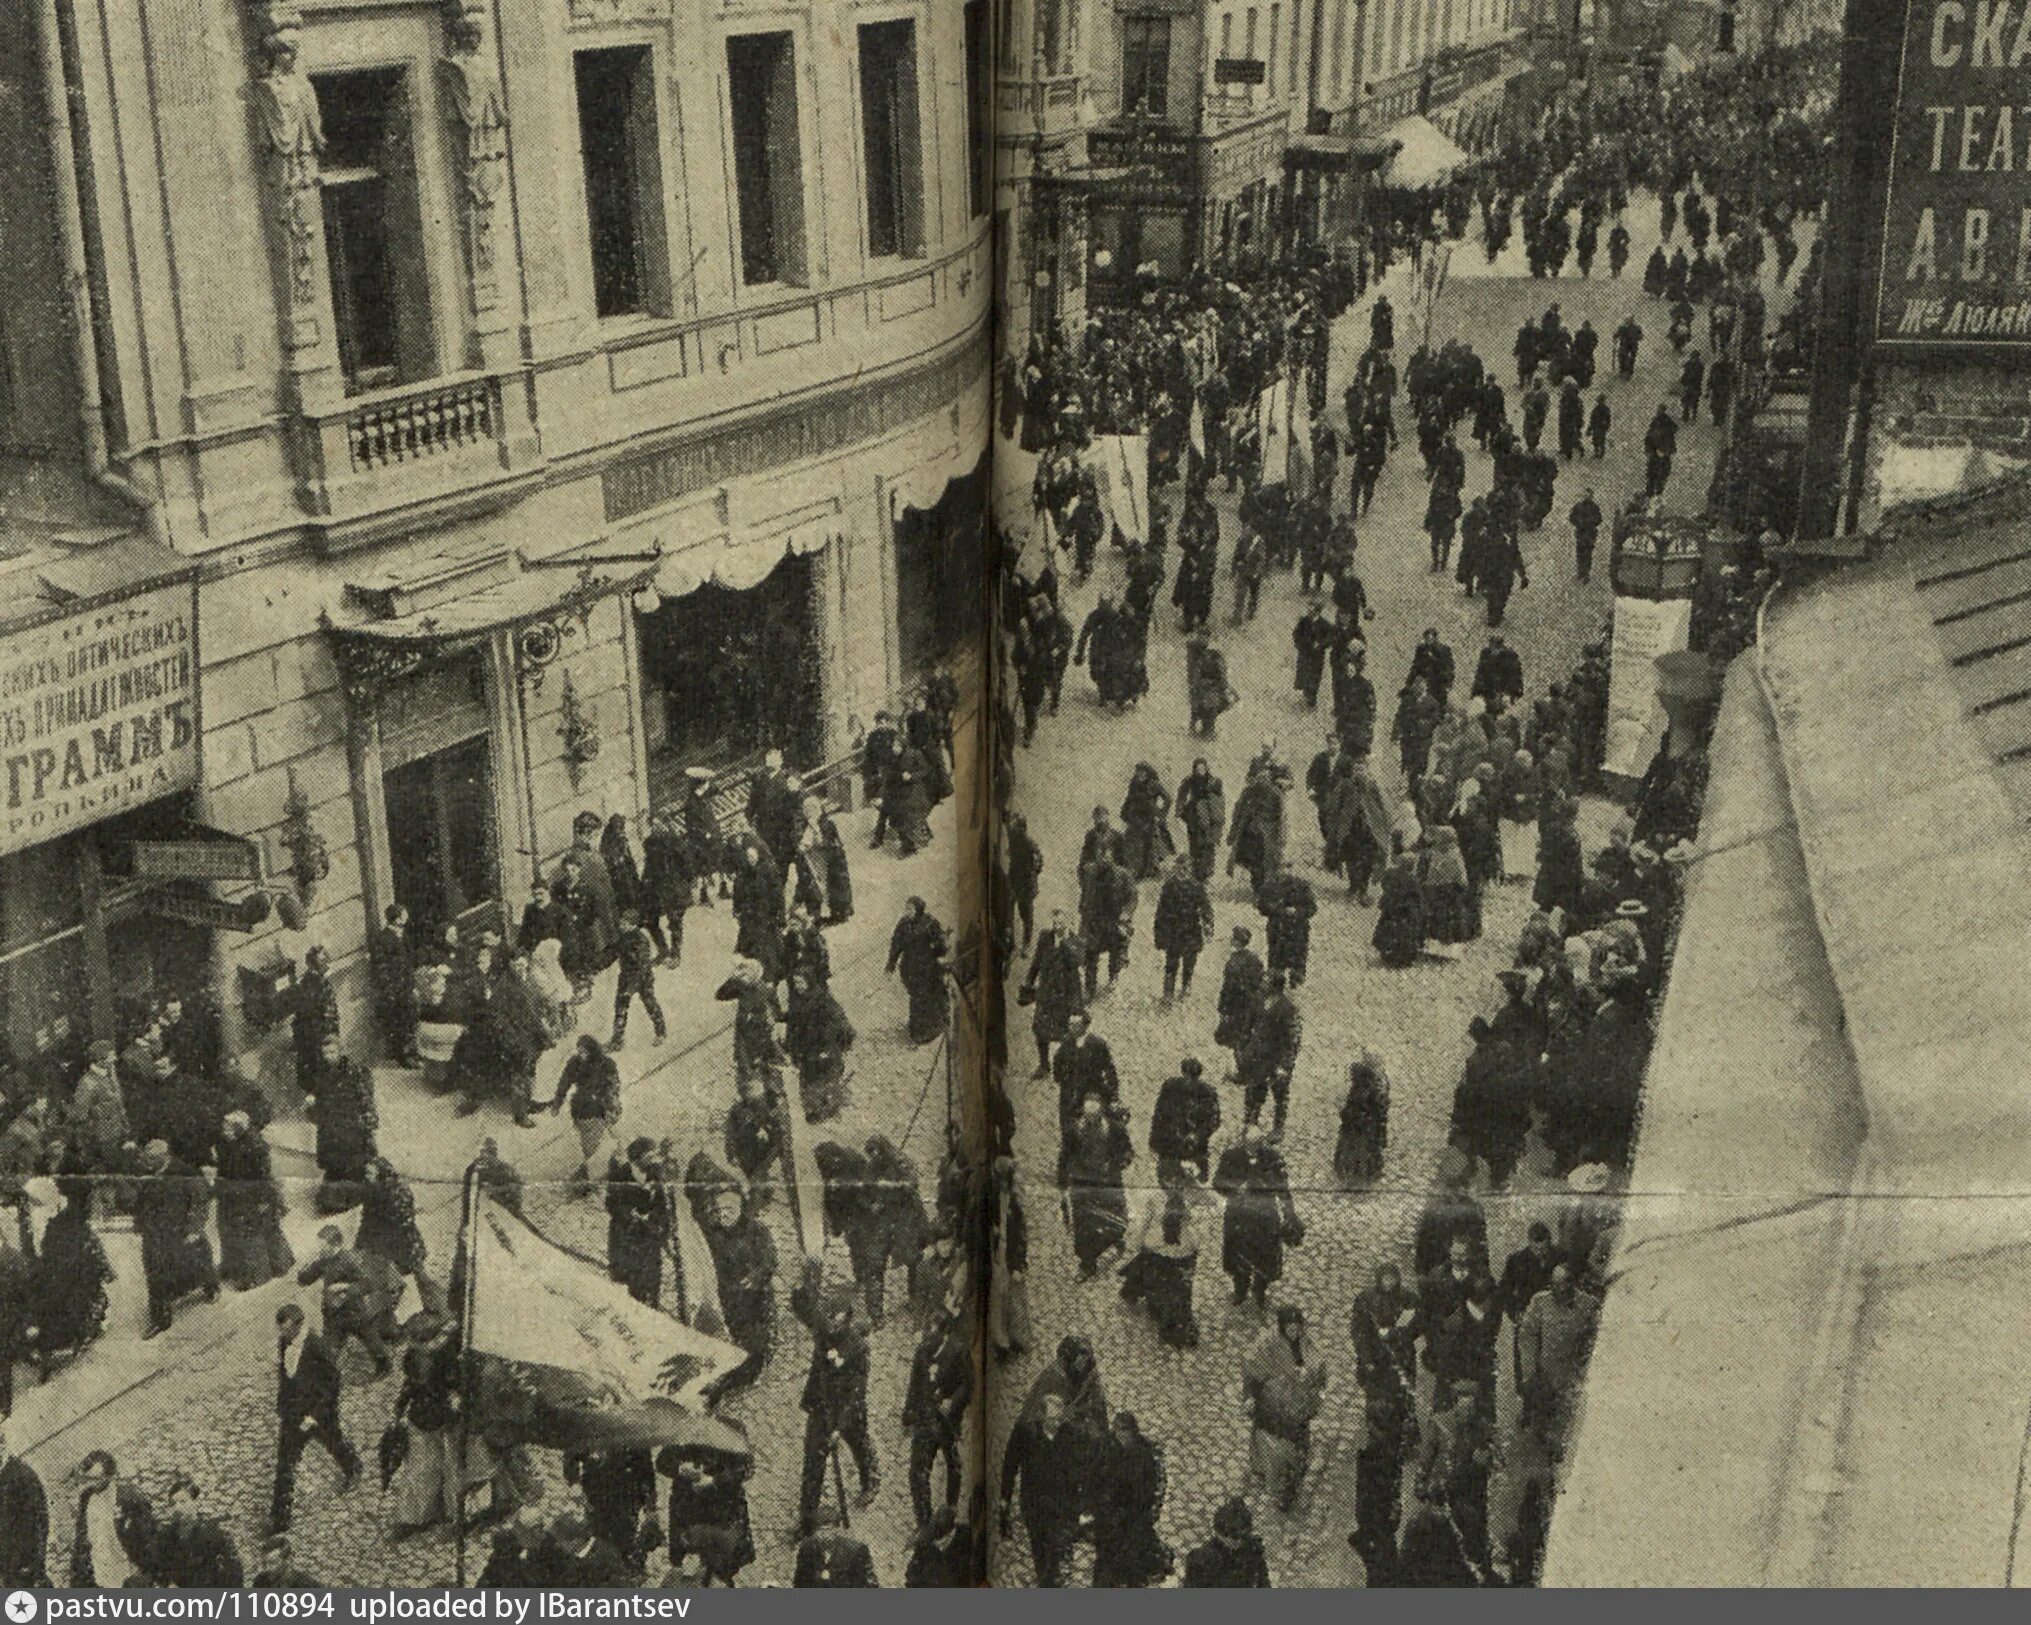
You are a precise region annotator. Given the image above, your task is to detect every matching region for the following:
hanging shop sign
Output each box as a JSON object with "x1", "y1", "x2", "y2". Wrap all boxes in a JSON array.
[
  {"x1": 131, "y1": 825, "x2": 264, "y2": 883},
  {"x1": 142, "y1": 888, "x2": 275, "y2": 932},
  {"x1": 1215, "y1": 58, "x2": 1268, "y2": 85},
  {"x1": 1876, "y1": 0, "x2": 2031, "y2": 347},
  {"x1": 0, "y1": 579, "x2": 199, "y2": 857}
]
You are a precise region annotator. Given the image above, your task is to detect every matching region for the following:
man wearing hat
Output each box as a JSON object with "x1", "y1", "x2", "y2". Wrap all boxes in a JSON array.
[
  {"x1": 270, "y1": 1301, "x2": 360, "y2": 1533},
  {"x1": 747, "y1": 748, "x2": 805, "y2": 870},
  {"x1": 132, "y1": 1138, "x2": 217, "y2": 1337},
  {"x1": 1213, "y1": 925, "x2": 1264, "y2": 1063}
]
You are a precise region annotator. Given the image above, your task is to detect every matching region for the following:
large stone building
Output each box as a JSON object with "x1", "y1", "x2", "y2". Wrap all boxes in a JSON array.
[{"x1": 0, "y1": 0, "x2": 990, "y2": 1086}]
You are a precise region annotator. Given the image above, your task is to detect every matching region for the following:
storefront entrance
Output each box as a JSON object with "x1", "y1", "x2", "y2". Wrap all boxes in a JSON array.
[
  {"x1": 636, "y1": 551, "x2": 825, "y2": 807},
  {"x1": 376, "y1": 651, "x2": 502, "y2": 942}
]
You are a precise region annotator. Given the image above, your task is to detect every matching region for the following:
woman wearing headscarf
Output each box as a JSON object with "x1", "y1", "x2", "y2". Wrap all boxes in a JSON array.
[
  {"x1": 1334, "y1": 1053, "x2": 1391, "y2": 1186},
  {"x1": 1091, "y1": 1413, "x2": 1173, "y2": 1587},
  {"x1": 1174, "y1": 759, "x2": 1226, "y2": 883},
  {"x1": 215, "y1": 1111, "x2": 294, "y2": 1288},
  {"x1": 1372, "y1": 848, "x2": 1427, "y2": 967},
  {"x1": 1420, "y1": 825, "x2": 1479, "y2": 943},
  {"x1": 1533, "y1": 796, "x2": 1586, "y2": 919},
  {"x1": 1118, "y1": 1183, "x2": 1202, "y2": 1349},
  {"x1": 527, "y1": 937, "x2": 575, "y2": 1032},
  {"x1": 32, "y1": 1167, "x2": 112, "y2": 1367}
]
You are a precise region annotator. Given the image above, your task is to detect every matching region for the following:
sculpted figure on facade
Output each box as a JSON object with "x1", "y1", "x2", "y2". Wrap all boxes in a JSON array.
[
  {"x1": 440, "y1": 0, "x2": 510, "y2": 315},
  {"x1": 246, "y1": 0, "x2": 326, "y2": 352}
]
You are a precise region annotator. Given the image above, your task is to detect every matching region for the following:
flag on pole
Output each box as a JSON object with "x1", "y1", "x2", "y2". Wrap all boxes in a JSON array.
[
  {"x1": 466, "y1": 1197, "x2": 749, "y2": 1411},
  {"x1": 1258, "y1": 381, "x2": 1290, "y2": 487},
  {"x1": 1089, "y1": 435, "x2": 1150, "y2": 543}
]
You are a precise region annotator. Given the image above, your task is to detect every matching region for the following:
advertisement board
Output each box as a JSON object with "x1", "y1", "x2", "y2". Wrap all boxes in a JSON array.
[
  {"x1": 0, "y1": 579, "x2": 200, "y2": 855},
  {"x1": 1876, "y1": 0, "x2": 2031, "y2": 347}
]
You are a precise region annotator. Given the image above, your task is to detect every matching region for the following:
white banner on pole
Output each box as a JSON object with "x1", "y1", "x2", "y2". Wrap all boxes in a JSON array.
[
  {"x1": 1603, "y1": 596, "x2": 1694, "y2": 779},
  {"x1": 1258, "y1": 381, "x2": 1290, "y2": 487},
  {"x1": 1089, "y1": 434, "x2": 1150, "y2": 543}
]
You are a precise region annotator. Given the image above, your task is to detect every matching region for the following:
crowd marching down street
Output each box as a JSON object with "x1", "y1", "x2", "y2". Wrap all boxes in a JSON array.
[{"x1": 0, "y1": 37, "x2": 1831, "y2": 1592}]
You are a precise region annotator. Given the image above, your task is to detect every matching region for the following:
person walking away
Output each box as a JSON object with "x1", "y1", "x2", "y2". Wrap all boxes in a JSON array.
[
  {"x1": 1212, "y1": 1125, "x2": 1299, "y2": 1308},
  {"x1": 1569, "y1": 488, "x2": 1602, "y2": 582},
  {"x1": 1090, "y1": 1414, "x2": 1171, "y2": 1586},
  {"x1": 609, "y1": 911, "x2": 667, "y2": 1048}
]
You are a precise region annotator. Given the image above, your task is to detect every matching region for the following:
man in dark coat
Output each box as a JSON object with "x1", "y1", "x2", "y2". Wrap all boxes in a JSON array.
[
  {"x1": 1410, "y1": 627, "x2": 1455, "y2": 709},
  {"x1": 1020, "y1": 911, "x2": 1088, "y2": 1076},
  {"x1": 1149, "y1": 1057, "x2": 1222, "y2": 1184},
  {"x1": 1212, "y1": 1126, "x2": 1298, "y2": 1308},
  {"x1": 154, "y1": 1475, "x2": 243, "y2": 1588},
  {"x1": 998, "y1": 1392, "x2": 1087, "y2": 1586},
  {"x1": 1214, "y1": 926, "x2": 1265, "y2": 1063},
  {"x1": 134, "y1": 1139, "x2": 217, "y2": 1337},
  {"x1": 1237, "y1": 971, "x2": 1304, "y2": 1138},
  {"x1": 1255, "y1": 865, "x2": 1318, "y2": 988},
  {"x1": 903, "y1": 1310, "x2": 974, "y2": 1527},
  {"x1": 1569, "y1": 488, "x2": 1602, "y2": 582},
  {"x1": 746, "y1": 750, "x2": 805, "y2": 869},
  {"x1": 1644, "y1": 405, "x2": 1678, "y2": 498},
  {"x1": 1051, "y1": 1014, "x2": 1120, "y2": 1131},
  {"x1": 1450, "y1": 1016, "x2": 1533, "y2": 1189},
  {"x1": 1077, "y1": 848, "x2": 1137, "y2": 994},
  {"x1": 270, "y1": 1302, "x2": 360, "y2": 1532},
  {"x1": 1152, "y1": 856, "x2": 1213, "y2": 1000},
  {"x1": 904, "y1": 1504, "x2": 974, "y2": 1587},
  {"x1": 642, "y1": 810, "x2": 694, "y2": 965},
  {"x1": 1291, "y1": 604, "x2": 1334, "y2": 707},
  {"x1": 702, "y1": 1187, "x2": 776, "y2": 1393},
  {"x1": 370, "y1": 905, "x2": 418, "y2": 1066},
  {"x1": 793, "y1": 1264, "x2": 878, "y2": 1536},
  {"x1": 1471, "y1": 635, "x2": 1525, "y2": 714},
  {"x1": 290, "y1": 944, "x2": 339, "y2": 1087},
  {"x1": 604, "y1": 1139, "x2": 669, "y2": 1307}
]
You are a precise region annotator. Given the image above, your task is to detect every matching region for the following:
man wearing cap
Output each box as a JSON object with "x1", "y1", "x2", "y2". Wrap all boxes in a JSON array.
[
  {"x1": 133, "y1": 1138, "x2": 217, "y2": 1337},
  {"x1": 1182, "y1": 1496, "x2": 1270, "y2": 1586},
  {"x1": 63, "y1": 1040, "x2": 131, "y2": 1175},
  {"x1": 792, "y1": 1265, "x2": 877, "y2": 1539},
  {"x1": 793, "y1": 1503, "x2": 877, "y2": 1587}
]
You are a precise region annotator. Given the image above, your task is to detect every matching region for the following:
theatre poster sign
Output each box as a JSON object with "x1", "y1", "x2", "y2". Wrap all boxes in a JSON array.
[
  {"x1": 0, "y1": 579, "x2": 200, "y2": 855},
  {"x1": 1877, "y1": 0, "x2": 2031, "y2": 346}
]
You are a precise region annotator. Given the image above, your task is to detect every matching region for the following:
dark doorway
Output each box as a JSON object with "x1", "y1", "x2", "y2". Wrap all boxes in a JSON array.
[
  {"x1": 636, "y1": 552, "x2": 825, "y2": 806},
  {"x1": 895, "y1": 454, "x2": 989, "y2": 678},
  {"x1": 383, "y1": 734, "x2": 500, "y2": 942}
]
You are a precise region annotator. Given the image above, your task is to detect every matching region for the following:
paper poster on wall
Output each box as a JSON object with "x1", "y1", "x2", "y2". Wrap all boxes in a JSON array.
[{"x1": 1603, "y1": 594, "x2": 1693, "y2": 780}]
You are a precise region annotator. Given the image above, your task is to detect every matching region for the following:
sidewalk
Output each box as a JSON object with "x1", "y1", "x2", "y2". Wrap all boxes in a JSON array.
[{"x1": 12, "y1": 780, "x2": 975, "y2": 1472}]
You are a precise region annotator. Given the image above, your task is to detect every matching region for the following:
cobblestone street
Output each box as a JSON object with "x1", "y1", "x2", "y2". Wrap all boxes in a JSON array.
[{"x1": 12, "y1": 194, "x2": 1759, "y2": 1589}]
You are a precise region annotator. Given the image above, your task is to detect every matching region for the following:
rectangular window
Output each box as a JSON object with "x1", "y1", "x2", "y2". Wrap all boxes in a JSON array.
[
  {"x1": 859, "y1": 19, "x2": 926, "y2": 259},
  {"x1": 964, "y1": 1, "x2": 991, "y2": 217},
  {"x1": 726, "y1": 33, "x2": 810, "y2": 285},
  {"x1": 1122, "y1": 15, "x2": 1171, "y2": 115},
  {"x1": 1245, "y1": 7, "x2": 1259, "y2": 62},
  {"x1": 574, "y1": 45, "x2": 671, "y2": 319},
  {"x1": 314, "y1": 69, "x2": 435, "y2": 394},
  {"x1": 1221, "y1": 10, "x2": 1235, "y2": 56}
]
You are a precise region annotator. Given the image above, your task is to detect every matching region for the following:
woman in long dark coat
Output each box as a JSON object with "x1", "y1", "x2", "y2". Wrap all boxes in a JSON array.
[
  {"x1": 784, "y1": 973, "x2": 856, "y2": 1122},
  {"x1": 1533, "y1": 799, "x2": 1586, "y2": 919},
  {"x1": 1091, "y1": 1413, "x2": 1173, "y2": 1587},
  {"x1": 356, "y1": 1156, "x2": 428, "y2": 1284},
  {"x1": 1174, "y1": 761, "x2": 1226, "y2": 882},
  {"x1": 1334, "y1": 1053, "x2": 1392, "y2": 1186},
  {"x1": 1451, "y1": 778, "x2": 1503, "y2": 898},
  {"x1": 31, "y1": 1170, "x2": 111, "y2": 1367},
  {"x1": 885, "y1": 898, "x2": 950, "y2": 1045},
  {"x1": 215, "y1": 1112, "x2": 294, "y2": 1288},
  {"x1": 1420, "y1": 826, "x2": 1479, "y2": 944},
  {"x1": 1373, "y1": 850, "x2": 1427, "y2": 966},
  {"x1": 601, "y1": 814, "x2": 644, "y2": 922},
  {"x1": 813, "y1": 805, "x2": 854, "y2": 925}
]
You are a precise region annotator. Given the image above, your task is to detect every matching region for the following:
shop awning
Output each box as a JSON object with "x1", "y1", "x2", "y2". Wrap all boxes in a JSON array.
[
  {"x1": 0, "y1": 531, "x2": 198, "y2": 634},
  {"x1": 327, "y1": 557, "x2": 659, "y2": 651},
  {"x1": 1380, "y1": 114, "x2": 1473, "y2": 188},
  {"x1": 652, "y1": 522, "x2": 833, "y2": 599}
]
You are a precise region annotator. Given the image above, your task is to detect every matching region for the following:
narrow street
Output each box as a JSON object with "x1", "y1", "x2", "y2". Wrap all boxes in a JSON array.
[{"x1": 990, "y1": 192, "x2": 1750, "y2": 1584}]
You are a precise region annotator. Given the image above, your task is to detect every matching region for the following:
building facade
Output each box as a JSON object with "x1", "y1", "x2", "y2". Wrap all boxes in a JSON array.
[
  {"x1": 994, "y1": 0, "x2": 1095, "y2": 346},
  {"x1": 0, "y1": 0, "x2": 990, "y2": 1088}
]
